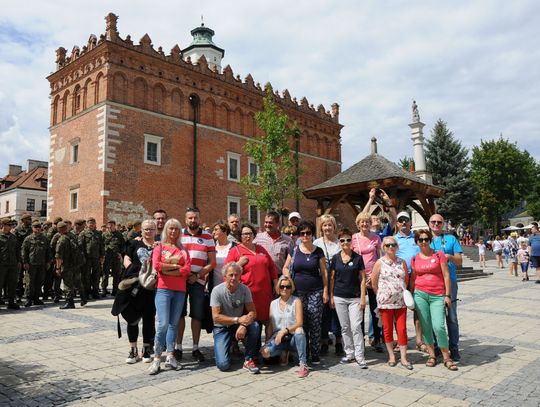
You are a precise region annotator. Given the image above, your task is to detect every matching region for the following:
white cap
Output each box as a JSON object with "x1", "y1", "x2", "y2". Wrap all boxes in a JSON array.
[
  {"x1": 397, "y1": 211, "x2": 410, "y2": 220},
  {"x1": 288, "y1": 211, "x2": 302, "y2": 220}
]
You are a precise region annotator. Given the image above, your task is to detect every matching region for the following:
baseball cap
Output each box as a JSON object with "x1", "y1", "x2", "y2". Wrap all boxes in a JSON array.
[
  {"x1": 397, "y1": 211, "x2": 410, "y2": 221},
  {"x1": 288, "y1": 212, "x2": 302, "y2": 221}
]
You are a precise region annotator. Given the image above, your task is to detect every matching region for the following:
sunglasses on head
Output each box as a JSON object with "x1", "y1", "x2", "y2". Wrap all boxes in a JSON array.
[
  {"x1": 417, "y1": 237, "x2": 431, "y2": 243},
  {"x1": 430, "y1": 220, "x2": 443, "y2": 225},
  {"x1": 299, "y1": 231, "x2": 312, "y2": 236},
  {"x1": 384, "y1": 243, "x2": 398, "y2": 248},
  {"x1": 186, "y1": 206, "x2": 200, "y2": 213},
  {"x1": 339, "y1": 238, "x2": 352, "y2": 243},
  {"x1": 279, "y1": 285, "x2": 292, "y2": 289}
]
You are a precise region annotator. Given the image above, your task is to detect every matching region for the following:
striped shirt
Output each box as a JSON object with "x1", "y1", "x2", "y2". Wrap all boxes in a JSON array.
[
  {"x1": 253, "y1": 231, "x2": 293, "y2": 274},
  {"x1": 181, "y1": 228, "x2": 216, "y2": 285}
]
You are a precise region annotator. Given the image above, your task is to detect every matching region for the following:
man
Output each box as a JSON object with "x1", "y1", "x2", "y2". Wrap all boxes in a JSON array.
[
  {"x1": 227, "y1": 214, "x2": 240, "y2": 243},
  {"x1": 101, "y1": 220, "x2": 125, "y2": 296},
  {"x1": 210, "y1": 262, "x2": 260, "y2": 373},
  {"x1": 21, "y1": 221, "x2": 50, "y2": 307},
  {"x1": 288, "y1": 212, "x2": 302, "y2": 228},
  {"x1": 70, "y1": 219, "x2": 87, "y2": 305},
  {"x1": 429, "y1": 213, "x2": 463, "y2": 362},
  {"x1": 254, "y1": 210, "x2": 292, "y2": 275},
  {"x1": 79, "y1": 217, "x2": 105, "y2": 299},
  {"x1": 362, "y1": 188, "x2": 397, "y2": 239},
  {"x1": 0, "y1": 218, "x2": 20, "y2": 309},
  {"x1": 44, "y1": 217, "x2": 62, "y2": 300},
  {"x1": 175, "y1": 207, "x2": 216, "y2": 362},
  {"x1": 528, "y1": 222, "x2": 540, "y2": 284},
  {"x1": 14, "y1": 213, "x2": 33, "y2": 300},
  {"x1": 153, "y1": 209, "x2": 168, "y2": 241},
  {"x1": 55, "y1": 221, "x2": 79, "y2": 309},
  {"x1": 126, "y1": 220, "x2": 142, "y2": 241}
]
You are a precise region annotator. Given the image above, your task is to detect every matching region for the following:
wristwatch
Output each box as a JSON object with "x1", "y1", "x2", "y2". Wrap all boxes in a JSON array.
[{"x1": 234, "y1": 317, "x2": 239, "y2": 324}]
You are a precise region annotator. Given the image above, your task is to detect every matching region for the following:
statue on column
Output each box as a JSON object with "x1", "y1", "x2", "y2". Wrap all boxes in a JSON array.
[{"x1": 412, "y1": 100, "x2": 420, "y2": 123}]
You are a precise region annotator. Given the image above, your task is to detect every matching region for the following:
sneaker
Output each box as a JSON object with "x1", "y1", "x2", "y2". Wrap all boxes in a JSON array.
[
  {"x1": 297, "y1": 363, "x2": 309, "y2": 378},
  {"x1": 335, "y1": 342, "x2": 345, "y2": 356},
  {"x1": 311, "y1": 356, "x2": 321, "y2": 365},
  {"x1": 126, "y1": 348, "x2": 140, "y2": 364},
  {"x1": 192, "y1": 349, "x2": 205, "y2": 362},
  {"x1": 165, "y1": 356, "x2": 178, "y2": 370},
  {"x1": 243, "y1": 358, "x2": 260, "y2": 374},
  {"x1": 357, "y1": 360, "x2": 368, "y2": 369},
  {"x1": 340, "y1": 356, "x2": 355, "y2": 364},
  {"x1": 320, "y1": 343, "x2": 329, "y2": 356},
  {"x1": 148, "y1": 359, "x2": 160, "y2": 375},
  {"x1": 142, "y1": 347, "x2": 153, "y2": 363},
  {"x1": 173, "y1": 348, "x2": 183, "y2": 361}
]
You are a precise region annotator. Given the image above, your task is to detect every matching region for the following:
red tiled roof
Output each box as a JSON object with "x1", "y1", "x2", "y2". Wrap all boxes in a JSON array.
[{"x1": 0, "y1": 167, "x2": 48, "y2": 192}]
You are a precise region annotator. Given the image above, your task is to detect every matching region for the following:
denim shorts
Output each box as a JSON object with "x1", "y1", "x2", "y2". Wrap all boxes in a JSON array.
[
  {"x1": 531, "y1": 256, "x2": 540, "y2": 268},
  {"x1": 181, "y1": 281, "x2": 205, "y2": 320}
]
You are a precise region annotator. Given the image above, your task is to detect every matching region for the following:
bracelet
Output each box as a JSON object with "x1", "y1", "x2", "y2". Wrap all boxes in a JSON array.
[{"x1": 444, "y1": 294, "x2": 451, "y2": 298}]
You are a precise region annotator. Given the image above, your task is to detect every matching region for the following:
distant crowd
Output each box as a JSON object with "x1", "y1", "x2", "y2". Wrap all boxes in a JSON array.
[{"x1": 2, "y1": 188, "x2": 539, "y2": 378}]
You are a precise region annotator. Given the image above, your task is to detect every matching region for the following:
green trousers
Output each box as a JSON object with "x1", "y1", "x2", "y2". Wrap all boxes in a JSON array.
[
  {"x1": 0, "y1": 264, "x2": 18, "y2": 300},
  {"x1": 413, "y1": 289, "x2": 449, "y2": 348}
]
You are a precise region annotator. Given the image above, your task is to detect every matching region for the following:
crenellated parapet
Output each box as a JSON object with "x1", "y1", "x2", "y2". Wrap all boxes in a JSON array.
[{"x1": 50, "y1": 12, "x2": 340, "y2": 126}]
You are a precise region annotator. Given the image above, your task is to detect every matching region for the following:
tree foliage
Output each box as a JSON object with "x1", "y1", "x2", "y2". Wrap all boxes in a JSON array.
[
  {"x1": 425, "y1": 119, "x2": 476, "y2": 225},
  {"x1": 241, "y1": 84, "x2": 301, "y2": 211},
  {"x1": 526, "y1": 162, "x2": 540, "y2": 221},
  {"x1": 470, "y1": 137, "x2": 536, "y2": 231},
  {"x1": 398, "y1": 156, "x2": 414, "y2": 171}
]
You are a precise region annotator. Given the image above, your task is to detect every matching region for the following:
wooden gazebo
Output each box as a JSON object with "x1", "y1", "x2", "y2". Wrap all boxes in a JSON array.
[{"x1": 303, "y1": 148, "x2": 445, "y2": 224}]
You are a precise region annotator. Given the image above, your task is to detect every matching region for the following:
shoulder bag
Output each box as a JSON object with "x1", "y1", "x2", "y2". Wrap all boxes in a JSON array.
[{"x1": 139, "y1": 244, "x2": 159, "y2": 290}]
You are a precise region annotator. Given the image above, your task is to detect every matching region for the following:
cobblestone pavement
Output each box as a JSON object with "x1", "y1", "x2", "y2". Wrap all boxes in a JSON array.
[{"x1": 1, "y1": 257, "x2": 539, "y2": 406}]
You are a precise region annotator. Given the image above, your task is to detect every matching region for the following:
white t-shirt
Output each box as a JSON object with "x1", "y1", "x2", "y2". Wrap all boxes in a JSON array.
[
  {"x1": 213, "y1": 242, "x2": 233, "y2": 288},
  {"x1": 477, "y1": 243, "x2": 486, "y2": 255},
  {"x1": 492, "y1": 240, "x2": 503, "y2": 251}
]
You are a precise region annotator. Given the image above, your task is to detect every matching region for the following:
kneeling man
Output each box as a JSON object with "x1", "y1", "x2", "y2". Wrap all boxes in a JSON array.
[{"x1": 210, "y1": 262, "x2": 260, "y2": 373}]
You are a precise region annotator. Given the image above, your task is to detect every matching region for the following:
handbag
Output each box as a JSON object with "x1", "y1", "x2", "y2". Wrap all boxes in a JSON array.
[
  {"x1": 138, "y1": 244, "x2": 159, "y2": 290},
  {"x1": 403, "y1": 289, "x2": 415, "y2": 310}
]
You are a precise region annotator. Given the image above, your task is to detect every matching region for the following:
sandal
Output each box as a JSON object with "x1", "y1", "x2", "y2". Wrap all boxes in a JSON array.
[
  {"x1": 443, "y1": 359, "x2": 458, "y2": 371},
  {"x1": 425, "y1": 356, "x2": 437, "y2": 367},
  {"x1": 416, "y1": 342, "x2": 428, "y2": 353}
]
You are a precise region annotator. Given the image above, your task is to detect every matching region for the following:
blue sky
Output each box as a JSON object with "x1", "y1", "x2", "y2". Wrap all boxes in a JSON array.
[{"x1": 1, "y1": 0, "x2": 539, "y2": 174}]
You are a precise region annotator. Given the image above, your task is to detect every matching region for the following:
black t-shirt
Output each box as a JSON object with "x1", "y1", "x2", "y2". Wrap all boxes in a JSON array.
[
  {"x1": 125, "y1": 239, "x2": 154, "y2": 277},
  {"x1": 292, "y1": 246, "x2": 325, "y2": 293},
  {"x1": 330, "y1": 250, "x2": 365, "y2": 298}
]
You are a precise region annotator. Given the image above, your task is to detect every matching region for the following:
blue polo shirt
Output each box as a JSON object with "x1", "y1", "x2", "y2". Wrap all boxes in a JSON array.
[
  {"x1": 374, "y1": 224, "x2": 394, "y2": 240},
  {"x1": 395, "y1": 231, "x2": 419, "y2": 273},
  {"x1": 431, "y1": 234, "x2": 463, "y2": 282},
  {"x1": 529, "y1": 233, "x2": 540, "y2": 256}
]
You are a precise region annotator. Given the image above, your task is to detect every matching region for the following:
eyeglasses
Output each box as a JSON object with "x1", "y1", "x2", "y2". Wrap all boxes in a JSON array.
[
  {"x1": 299, "y1": 231, "x2": 312, "y2": 236},
  {"x1": 241, "y1": 232, "x2": 253, "y2": 236},
  {"x1": 279, "y1": 285, "x2": 292, "y2": 289},
  {"x1": 143, "y1": 228, "x2": 156, "y2": 232},
  {"x1": 384, "y1": 243, "x2": 398, "y2": 248},
  {"x1": 339, "y1": 238, "x2": 352, "y2": 243},
  {"x1": 398, "y1": 217, "x2": 410, "y2": 223},
  {"x1": 417, "y1": 237, "x2": 431, "y2": 243},
  {"x1": 430, "y1": 220, "x2": 443, "y2": 225}
]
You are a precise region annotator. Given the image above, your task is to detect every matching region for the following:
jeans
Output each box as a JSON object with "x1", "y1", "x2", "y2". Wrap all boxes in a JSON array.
[
  {"x1": 154, "y1": 288, "x2": 186, "y2": 356},
  {"x1": 334, "y1": 296, "x2": 365, "y2": 362},
  {"x1": 321, "y1": 303, "x2": 342, "y2": 340},
  {"x1": 264, "y1": 329, "x2": 308, "y2": 364},
  {"x1": 446, "y1": 280, "x2": 459, "y2": 352},
  {"x1": 213, "y1": 322, "x2": 260, "y2": 371},
  {"x1": 366, "y1": 288, "x2": 382, "y2": 343}
]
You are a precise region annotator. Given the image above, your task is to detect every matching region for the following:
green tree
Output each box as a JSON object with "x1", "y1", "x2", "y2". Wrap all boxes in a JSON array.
[
  {"x1": 526, "y1": 162, "x2": 540, "y2": 221},
  {"x1": 425, "y1": 119, "x2": 476, "y2": 225},
  {"x1": 241, "y1": 84, "x2": 301, "y2": 211},
  {"x1": 470, "y1": 137, "x2": 536, "y2": 231},
  {"x1": 398, "y1": 156, "x2": 414, "y2": 171}
]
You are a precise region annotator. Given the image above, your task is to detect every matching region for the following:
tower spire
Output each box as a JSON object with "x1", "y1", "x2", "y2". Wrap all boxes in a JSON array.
[{"x1": 408, "y1": 100, "x2": 431, "y2": 183}]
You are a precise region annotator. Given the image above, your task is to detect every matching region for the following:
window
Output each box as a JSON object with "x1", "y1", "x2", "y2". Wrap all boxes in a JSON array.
[
  {"x1": 227, "y1": 196, "x2": 241, "y2": 217},
  {"x1": 5, "y1": 201, "x2": 9, "y2": 214},
  {"x1": 248, "y1": 158, "x2": 259, "y2": 184},
  {"x1": 144, "y1": 134, "x2": 163, "y2": 165},
  {"x1": 41, "y1": 200, "x2": 47, "y2": 216},
  {"x1": 70, "y1": 190, "x2": 79, "y2": 212},
  {"x1": 249, "y1": 205, "x2": 260, "y2": 226},
  {"x1": 40, "y1": 179, "x2": 48, "y2": 189},
  {"x1": 26, "y1": 198, "x2": 35, "y2": 212},
  {"x1": 227, "y1": 152, "x2": 240, "y2": 182},
  {"x1": 70, "y1": 138, "x2": 80, "y2": 164}
]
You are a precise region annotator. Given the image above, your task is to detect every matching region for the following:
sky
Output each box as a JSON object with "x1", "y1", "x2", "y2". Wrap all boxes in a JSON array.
[{"x1": 1, "y1": 0, "x2": 539, "y2": 174}]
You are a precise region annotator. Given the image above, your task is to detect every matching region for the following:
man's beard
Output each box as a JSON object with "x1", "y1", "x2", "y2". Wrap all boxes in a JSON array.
[{"x1": 188, "y1": 222, "x2": 199, "y2": 231}]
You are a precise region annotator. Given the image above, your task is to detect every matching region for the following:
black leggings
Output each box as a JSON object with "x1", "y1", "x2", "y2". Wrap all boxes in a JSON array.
[{"x1": 127, "y1": 290, "x2": 156, "y2": 345}]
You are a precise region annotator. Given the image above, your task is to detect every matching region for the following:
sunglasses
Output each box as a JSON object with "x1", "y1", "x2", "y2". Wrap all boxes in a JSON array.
[
  {"x1": 417, "y1": 237, "x2": 431, "y2": 243},
  {"x1": 339, "y1": 238, "x2": 352, "y2": 243},
  {"x1": 430, "y1": 220, "x2": 443, "y2": 225},
  {"x1": 299, "y1": 231, "x2": 312, "y2": 236},
  {"x1": 398, "y1": 217, "x2": 410, "y2": 223},
  {"x1": 384, "y1": 243, "x2": 398, "y2": 248},
  {"x1": 279, "y1": 285, "x2": 292, "y2": 289}
]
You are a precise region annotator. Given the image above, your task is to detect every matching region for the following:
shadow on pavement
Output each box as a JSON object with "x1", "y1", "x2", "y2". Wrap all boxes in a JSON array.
[{"x1": 459, "y1": 338, "x2": 514, "y2": 366}]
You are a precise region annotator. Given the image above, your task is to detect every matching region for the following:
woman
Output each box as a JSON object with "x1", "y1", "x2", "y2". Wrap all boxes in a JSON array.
[
  {"x1": 492, "y1": 235, "x2": 504, "y2": 268},
  {"x1": 329, "y1": 228, "x2": 367, "y2": 368},
  {"x1": 507, "y1": 232, "x2": 519, "y2": 277},
  {"x1": 283, "y1": 220, "x2": 329, "y2": 365},
  {"x1": 282, "y1": 225, "x2": 298, "y2": 242},
  {"x1": 313, "y1": 214, "x2": 344, "y2": 356},
  {"x1": 122, "y1": 219, "x2": 158, "y2": 364},
  {"x1": 351, "y1": 212, "x2": 382, "y2": 352},
  {"x1": 148, "y1": 218, "x2": 191, "y2": 375},
  {"x1": 371, "y1": 236, "x2": 411, "y2": 369},
  {"x1": 212, "y1": 220, "x2": 236, "y2": 290},
  {"x1": 225, "y1": 223, "x2": 277, "y2": 343},
  {"x1": 410, "y1": 229, "x2": 458, "y2": 371},
  {"x1": 261, "y1": 275, "x2": 309, "y2": 378}
]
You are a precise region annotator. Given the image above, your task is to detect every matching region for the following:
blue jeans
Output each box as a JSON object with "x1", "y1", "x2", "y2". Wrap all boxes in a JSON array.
[
  {"x1": 446, "y1": 280, "x2": 459, "y2": 352},
  {"x1": 264, "y1": 330, "x2": 307, "y2": 364},
  {"x1": 154, "y1": 288, "x2": 186, "y2": 356},
  {"x1": 213, "y1": 322, "x2": 260, "y2": 371}
]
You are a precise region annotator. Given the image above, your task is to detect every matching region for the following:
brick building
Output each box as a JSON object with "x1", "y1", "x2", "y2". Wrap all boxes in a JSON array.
[{"x1": 47, "y1": 13, "x2": 343, "y2": 226}]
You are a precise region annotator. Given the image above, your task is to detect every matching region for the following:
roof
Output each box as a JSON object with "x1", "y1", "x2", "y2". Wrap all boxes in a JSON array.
[{"x1": 0, "y1": 166, "x2": 48, "y2": 192}]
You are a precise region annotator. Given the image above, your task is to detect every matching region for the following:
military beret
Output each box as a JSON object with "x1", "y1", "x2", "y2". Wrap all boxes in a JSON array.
[
  {"x1": 53, "y1": 217, "x2": 63, "y2": 224},
  {"x1": 57, "y1": 221, "x2": 68, "y2": 228},
  {"x1": 32, "y1": 221, "x2": 42, "y2": 227},
  {"x1": 43, "y1": 221, "x2": 52, "y2": 227},
  {"x1": 87, "y1": 217, "x2": 96, "y2": 223},
  {"x1": 21, "y1": 214, "x2": 32, "y2": 221},
  {"x1": 0, "y1": 218, "x2": 11, "y2": 226},
  {"x1": 74, "y1": 219, "x2": 85, "y2": 225}
]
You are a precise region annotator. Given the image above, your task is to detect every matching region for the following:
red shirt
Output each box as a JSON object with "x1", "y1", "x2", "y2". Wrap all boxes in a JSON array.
[
  {"x1": 152, "y1": 243, "x2": 191, "y2": 291},
  {"x1": 182, "y1": 228, "x2": 215, "y2": 285},
  {"x1": 412, "y1": 250, "x2": 447, "y2": 295}
]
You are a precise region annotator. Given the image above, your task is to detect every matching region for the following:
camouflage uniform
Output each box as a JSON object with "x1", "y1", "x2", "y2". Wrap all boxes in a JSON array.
[
  {"x1": 55, "y1": 233, "x2": 79, "y2": 304},
  {"x1": 79, "y1": 228, "x2": 104, "y2": 297},
  {"x1": 14, "y1": 218, "x2": 32, "y2": 298},
  {"x1": 21, "y1": 231, "x2": 50, "y2": 302},
  {"x1": 101, "y1": 230, "x2": 125, "y2": 295},
  {"x1": 0, "y1": 222, "x2": 20, "y2": 307},
  {"x1": 68, "y1": 229, "x2": 86, "y2": 303},
  {"x1": 44, "y1": 224, "x2": 59, "y2": 298},
  {"x1": 49, "y1": 230, "x2": 63, "y2": 300}
]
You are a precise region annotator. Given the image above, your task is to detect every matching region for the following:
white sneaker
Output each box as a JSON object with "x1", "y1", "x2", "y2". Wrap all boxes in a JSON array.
[
  {"x1": 126, "y1": 348, "x2": 140, "y2": 364},
  {"x1": 165, "y1": 355, "x2": 179, "y2": 370},
  {"x1": 148, "y1": 359, "x2": 160, "y2": 375}
]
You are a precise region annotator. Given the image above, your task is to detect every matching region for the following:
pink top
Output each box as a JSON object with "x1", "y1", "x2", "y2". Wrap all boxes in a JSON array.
[
  {"x1": 376, "y1": 257, "x2": 407, "y2": 309},
  {"x1": 352, "y1": 232, "x2": 381, "y2": 277},
  {"x1": 412, "y1": 250, "x2": 447, "y2": 295},
  {"x1": 152, "y1": 243, "x2": 191, "y2": 291}
]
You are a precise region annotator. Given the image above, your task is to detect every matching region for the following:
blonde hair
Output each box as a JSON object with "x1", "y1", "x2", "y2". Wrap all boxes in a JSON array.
[
  {"x1": 319, "y1": 214, "x2": 337, "y2": 235},
  {"x1": 355, "y1": 211, "x2": 371, "y2": 225},
  {"x1": 275, "y1": 274, "x2": 296, "y2": 294},
  {"x1": 161, "y1": 218, "x2": 183, "y2": 247}
]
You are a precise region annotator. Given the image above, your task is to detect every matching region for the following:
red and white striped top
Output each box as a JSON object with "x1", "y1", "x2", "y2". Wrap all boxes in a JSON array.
[{"x1": 181, "y1": 228, "x2": 216, "y2": 284}]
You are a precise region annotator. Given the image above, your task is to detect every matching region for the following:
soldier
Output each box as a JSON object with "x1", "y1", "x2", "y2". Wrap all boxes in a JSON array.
[
  {"x1": 79, "y1": 217, "x2": 104, "y2": 299},
  {"x1": 44, "y1": 217, "x2": 63, "y2": 300},
  {"x1": 49, "y1": 219, "x2": 66, "y2": 303},
  {"x1": 101, "y1": 220, "x2": 125, "y2": 297},
  {"x1": 21, "y1": 221, "x2": 50, "y2": 307},
  {"x1": 14, "y1": 213, "x2": 32, "y2": 300},
  {"x1": 126, "y1": 220, "x2": 142, "y2": 241},
  {"x1": 0, "y1": 218, "x2": 20, "y2": 310},
  {"x1": 71, "y1": 219, "x2": 87, "y2": 306},
  {"x1": 55, "y1": 221, "x2": 79, "y2": 309}
]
